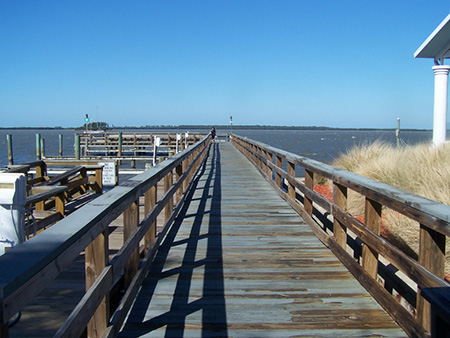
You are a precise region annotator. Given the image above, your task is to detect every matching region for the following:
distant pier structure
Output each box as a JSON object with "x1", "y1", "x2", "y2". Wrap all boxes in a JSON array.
[{"x1": 49, "y1": 131, "x2": 206, "y2": 168}]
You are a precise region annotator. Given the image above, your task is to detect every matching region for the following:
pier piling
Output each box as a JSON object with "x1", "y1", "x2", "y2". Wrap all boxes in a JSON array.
[
  {"x1": 35, "y1": 134, "x2": 41, "y2": 160},
  {"x1": 59, "y1": 134, "x2": 63, "y2": 157},
  {"x1": 7, "y1": 134, "x2": 13, "y2": 165}
]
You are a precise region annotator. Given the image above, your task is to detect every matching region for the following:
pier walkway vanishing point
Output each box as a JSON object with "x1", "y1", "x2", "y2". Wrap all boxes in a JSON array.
[
  {"x1": 2, "y1": 134, "x2": 450, "y2": 338},
  {"x1": 118, "y1": 142, "x2": 406, "y2": 337}
]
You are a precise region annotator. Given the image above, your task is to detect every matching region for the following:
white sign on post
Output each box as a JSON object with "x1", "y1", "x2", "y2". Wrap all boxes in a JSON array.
[{"x1": 99, "y1": 162, "x2": 116, "y2": 186}]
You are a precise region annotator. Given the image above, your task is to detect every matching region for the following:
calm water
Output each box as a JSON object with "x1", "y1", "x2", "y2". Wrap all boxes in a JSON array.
[{"x1": 0, "y1": 128, "x2": 433, "y2": 168}]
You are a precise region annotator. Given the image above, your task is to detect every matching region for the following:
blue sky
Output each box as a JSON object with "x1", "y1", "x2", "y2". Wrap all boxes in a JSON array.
[{"x1": 1, "y1": 1, "x2": 450, "y2": 129}]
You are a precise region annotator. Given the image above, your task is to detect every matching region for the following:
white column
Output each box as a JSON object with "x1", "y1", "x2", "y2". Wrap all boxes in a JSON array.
[{"x1": 432, "y1": 65, "x2": 450, "y2": 147}]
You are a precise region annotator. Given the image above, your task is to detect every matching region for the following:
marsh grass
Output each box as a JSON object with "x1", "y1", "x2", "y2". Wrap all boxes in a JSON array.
[{"x1": 332, "y1": 141, "x2": 450, "y2": 275}]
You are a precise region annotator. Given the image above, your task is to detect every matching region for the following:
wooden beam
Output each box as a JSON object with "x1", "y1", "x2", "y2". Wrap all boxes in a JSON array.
[
  {"x1": 123, "y1": 200, "x2": 139, "y2": 289},
  {"x1": 85, "y1": 229, "x2": 109, "y2": 338},
  {"x1": 333, "y1": 182, "x2": 347, "y2": 249},
  {"x1": 304, "y1": 169, "x2": 314, "y2": 216},
  {"x1": 144, "y1": 185, "x2": 157, "y2": 254},
  {"x1": 417, "y1": 224, "x2": 446, "y2": 331},
  {"x1": 287, "y1": 161, "x2": 296, "y2": 201},
  {"x1": 362, "y1": 197, "x2": 382, "y2": 279},
  {"x1": 175, "y1": 163, "x2": 183, "y2": 203},
  {"x1": 275, "y1": 155, "x2": 282, "y2": 189},
  {"x1": 164, "y1": 170, "x2": 173, "y2": 222}
]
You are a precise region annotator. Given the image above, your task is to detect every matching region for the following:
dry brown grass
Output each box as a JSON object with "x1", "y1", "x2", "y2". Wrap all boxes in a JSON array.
[{"x1": 332, "y1": 141, "x2": 450, "y2": 275}]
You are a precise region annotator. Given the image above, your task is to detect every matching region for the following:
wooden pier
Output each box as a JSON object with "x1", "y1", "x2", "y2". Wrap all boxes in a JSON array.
[
  {"x1": 118, "y1": 142, "x2": 406, "y2": 337},
  {"x1": 76, "y1": 132, "x2": 204, "y2": 159},
  {"x1": 1, "y1": 134, "x2": 449, "y2": 337}
]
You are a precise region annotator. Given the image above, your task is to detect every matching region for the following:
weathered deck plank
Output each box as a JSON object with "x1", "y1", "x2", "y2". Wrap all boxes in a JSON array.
[{"x1": 119, "y1": 142, "x2": 407, "y2": 337}]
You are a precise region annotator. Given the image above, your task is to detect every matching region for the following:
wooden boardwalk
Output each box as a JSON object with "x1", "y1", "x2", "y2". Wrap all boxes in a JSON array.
[{"x1": 119, "y1": 142, "x2": 407, "y2": 337}]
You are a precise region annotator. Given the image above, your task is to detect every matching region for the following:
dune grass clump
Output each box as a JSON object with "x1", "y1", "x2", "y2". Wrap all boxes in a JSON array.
[{"x1": 332, "y1": 141, "x2": 450, "y2": 275}]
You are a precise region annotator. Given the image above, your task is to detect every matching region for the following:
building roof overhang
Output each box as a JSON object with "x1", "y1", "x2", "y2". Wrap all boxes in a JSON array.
[{"x1": 415, "y1": 13, "x2": 450, "y2": 64}]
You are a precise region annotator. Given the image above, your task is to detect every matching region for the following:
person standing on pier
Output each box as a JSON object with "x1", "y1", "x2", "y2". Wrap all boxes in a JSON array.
[{"x1": 211, "y1": 127, "x2": 216, "y2": 141}]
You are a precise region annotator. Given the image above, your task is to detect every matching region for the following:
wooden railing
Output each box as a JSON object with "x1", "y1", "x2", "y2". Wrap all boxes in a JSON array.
[
  {"x1": 77, "y1": 132, "x2": 203, "y2": 158},
  {"x1": 0, "y1": 134, "x2": 211, "y2": 338},
  {"x1": 231, "y1": 134, "x2": 450, "y2": 338}
]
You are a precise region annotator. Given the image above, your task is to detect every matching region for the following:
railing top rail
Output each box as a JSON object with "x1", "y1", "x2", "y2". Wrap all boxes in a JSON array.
[
  {"x1": 232, "y1": 134, "x2": 450, "y2": 237},
  {"x1": 0, "y1": 135, "x2": 210, "y2": 300}
]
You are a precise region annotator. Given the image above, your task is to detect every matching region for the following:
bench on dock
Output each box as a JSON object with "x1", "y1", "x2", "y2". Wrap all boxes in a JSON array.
[{"x1": 6, "y1": 161, "x2": 103, "y2": 234}]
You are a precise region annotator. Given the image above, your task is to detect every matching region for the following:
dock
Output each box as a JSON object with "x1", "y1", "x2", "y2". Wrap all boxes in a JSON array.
[
  {"x1": 118, "y1": 142, "x2": 406, "y2": 337},
  {"x1": 1, "y1": 134, "x2": 449, "y2": 338}
]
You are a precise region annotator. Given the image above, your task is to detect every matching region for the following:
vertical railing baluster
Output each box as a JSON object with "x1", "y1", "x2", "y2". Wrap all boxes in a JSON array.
[
  {"x1": 144, "y1": 184, "x2": 157, "y2": 254},
  {"x1": 276, "y1": 155, "x2": 282, "y2": 189},
  {"x1": 333, "y1": 182, "x2": 347, "y2": 248},
  {"x1": 85, "y1": 229, "x2": 109, "y2": 337},
  {"x1": 417, "y1": 225, "x2": 446, "y2": 331},
  {"x1": 304, "y1": 169, "x2": 314, "y2": 216},
  {"x1": 123, "y1": 200, "x2": 139, "y2": 288},
  {"x1": 361, "y1": 197, "x2": 382, "y2": 279},
  {"x1": 267, "y1": 152, "x2": 273, "y2": 182}
]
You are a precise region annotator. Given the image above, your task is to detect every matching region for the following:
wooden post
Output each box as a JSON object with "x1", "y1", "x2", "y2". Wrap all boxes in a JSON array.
[
  {"x1": 85, "y1": 229, "x2": 109, "y2": 338},
  {"x1": 7, "y1": 134, "x2": 13, "y2": 165},
  {"x1": 417, "y1": 225, "x2": 446, "y2": 331},
  {"x1": 268, "y1": 152, "x2": 273, "y2": 182},
  {"x1": 288, "y1": 161, "x2": 296, "y2": 201},
  {"x1": 35, "y1": 162, "x2": 47, "y2": 211},
  {"x1": 262, "y1": 149, "x2": 267, "y2": 176},
  {"x1": 361, "y1": 197, "x2": 382, "y2": 279},
  {"x1": 75, "y1": 134, "x2": 81, "y2": 160},
  {"x1": 94, "y1": 167, "x2": 103, "y2": 193},
  {"x1": 251, "y1": 144, "x2": 256, "y2": 164},
  {"x1": 182, "y1": 159, "x2": 188, "y2": 191},
  {"x1": 144, "y1": 185, "x2": 157, "y2": 254},
  {"x1": 36, "y1": 162, "x2": 47, "y2": 183},
  {"x1": 80, "y1": 167, "x2": 88, "y2": 194},
  {"x1": 164, "y1": 171, "x2": 173, "y2": 222},
  {"x1": 275, "y1": 155, "x2": 282, "y2": 189},
  {"x1": 304, "y1": 169, "x2": 314, "y2": 216},
  {"x1": 55, "y1": 191, "x2": 65, "y2": 217},
  {"x1": 36, "y1": 133, "x2": 41, "y2": 160},
  {"x1": 175, "y1": 163, "x2": 183, "y2": 203},
  {"x1": 256, "y1": 147, "x2": 261, "y2": 169},
  {"x1": 118, "y1": 132, "x2": 122, "y2": 157},
  {"x1": 40, "y1": 138, "x2": 45, "y2": 159},
  {"x1": 333, "y1": 182, "x2": 347, "y2": 248},
  {"x1": 123, "y1": 200, "x2": 139, "y2": 288},
  {"x1": 59, "y1": 134, "x2": 63, "y2": 157}
]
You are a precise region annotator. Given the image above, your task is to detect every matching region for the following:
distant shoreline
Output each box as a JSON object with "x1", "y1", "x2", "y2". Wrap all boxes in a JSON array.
[{"x1": 0, "y1": 125, "x2": 431, "y2": 132}]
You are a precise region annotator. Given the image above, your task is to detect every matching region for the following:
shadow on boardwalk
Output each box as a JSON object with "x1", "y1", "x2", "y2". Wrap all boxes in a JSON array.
[{"x1": 120, "y1": 143, "x2": 228, "y2": 337}]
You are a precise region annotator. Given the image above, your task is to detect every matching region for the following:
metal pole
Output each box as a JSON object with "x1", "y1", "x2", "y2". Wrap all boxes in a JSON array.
[
  {"x1": 396, "y1": 118, "x2": 400, "y2": 148},
  {"x1": 7, "y1": 134, "x2": 13, "y2": 165},
  {"x1": 59, "y1": 134, "x2": 63, "y2": 156},
  {"x1": 36, "y1": 134, "x2": 41, "y2": 160}
]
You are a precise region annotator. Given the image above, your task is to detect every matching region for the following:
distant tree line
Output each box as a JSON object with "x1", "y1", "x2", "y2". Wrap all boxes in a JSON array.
[
  {"x1": 0, "y1": 124, "x2": 430, "y2": 132},
  {"x1": 74, "y1": 122, "x2": 110, "y2": 130}
]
